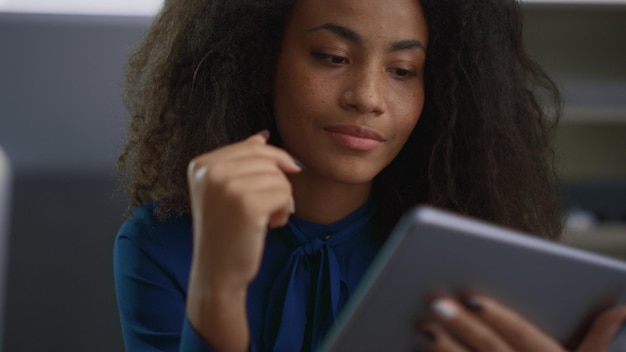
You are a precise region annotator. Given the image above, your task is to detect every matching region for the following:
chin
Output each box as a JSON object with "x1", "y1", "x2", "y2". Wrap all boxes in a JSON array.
[{"x1": 313, "y1": 159, "x2": 383, "y2": 185}]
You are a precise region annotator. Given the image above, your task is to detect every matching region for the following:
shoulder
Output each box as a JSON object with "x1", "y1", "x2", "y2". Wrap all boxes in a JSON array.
[
  {"x1": 115, "y1": 203, "x2": 193, "y2": 268},
  {"x1": 118, "y1": 202, "x2": 191, "y2": 239}
]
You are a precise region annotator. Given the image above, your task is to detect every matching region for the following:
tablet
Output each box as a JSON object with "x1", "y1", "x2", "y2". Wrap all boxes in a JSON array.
[{"x1": 320, "y1": 206, "x2": 626, "y2": 351}]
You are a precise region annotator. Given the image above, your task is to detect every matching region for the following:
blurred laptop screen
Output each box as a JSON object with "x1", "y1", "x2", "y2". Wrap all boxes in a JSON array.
[{"x1": 0, "y1": 0, "x2": 163, "y2": 16}]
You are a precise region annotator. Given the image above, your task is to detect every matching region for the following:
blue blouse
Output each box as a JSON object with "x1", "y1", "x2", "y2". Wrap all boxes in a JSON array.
[{"x1": 114, "y1": 201, "x2": 382, "y2": 351}]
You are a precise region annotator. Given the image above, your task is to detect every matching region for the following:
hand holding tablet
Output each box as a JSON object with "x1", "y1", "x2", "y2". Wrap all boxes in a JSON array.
[{"x1": 320, "y1": 207, "x2": 626, "y2": 351}]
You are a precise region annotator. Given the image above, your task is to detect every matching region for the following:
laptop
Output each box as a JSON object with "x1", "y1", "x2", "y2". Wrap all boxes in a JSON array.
[
  {"x1": 320, "y1": 206, "x2": 626, "y2": 351},
  {"x1": 0, "y1": 146, "x2": 12, "y2": 344}
]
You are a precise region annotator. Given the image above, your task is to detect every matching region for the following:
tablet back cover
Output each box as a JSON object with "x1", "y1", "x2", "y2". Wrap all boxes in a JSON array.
[{"x1": 320, "y1": 207, "x2": 626, "y2": 351}]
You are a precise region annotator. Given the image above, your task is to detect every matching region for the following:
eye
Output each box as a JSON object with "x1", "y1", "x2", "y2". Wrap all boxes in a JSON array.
[
  {"x1": 389, "y1": 67, "x2": 417, "y2": 79},
  {"x1": 311, "y1": 51, "x2": 349, "y2": 65}
]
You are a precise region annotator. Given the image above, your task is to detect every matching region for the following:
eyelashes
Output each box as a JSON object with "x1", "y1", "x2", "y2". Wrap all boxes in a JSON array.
[
  {"x1": 388, "y1": 68, "x2": 417, "y2": 78},
  {"x1": 311, "y1": 50, "x2": 418, "y2": 79},
  {"x1": 311, "y1": 51, "x2": 348, "y2": 65}
]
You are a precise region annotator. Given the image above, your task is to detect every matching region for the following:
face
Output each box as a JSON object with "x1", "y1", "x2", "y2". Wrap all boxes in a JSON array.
[{"x1": 272, "y1": 0, "x2": 428, "y2": 185}]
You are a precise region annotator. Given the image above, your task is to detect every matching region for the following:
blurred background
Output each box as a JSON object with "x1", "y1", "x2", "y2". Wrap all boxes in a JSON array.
[{"x1": 0, "y1": 0, "x2": 624, "y2": 351}]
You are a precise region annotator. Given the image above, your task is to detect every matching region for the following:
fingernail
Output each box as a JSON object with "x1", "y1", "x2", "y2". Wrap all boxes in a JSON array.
[
  {"x1": 293, "y1": 158, "x2": 306, "y2": 170},
  {"x1": 422, "y1": 328, "x2": 437, "y2": 342},
  {"x1": 432, "y1": 299, "x2": 458, "y2": 321},
  {"x1": 461, "y1": 296, "x2": 484, "y2": 313}
]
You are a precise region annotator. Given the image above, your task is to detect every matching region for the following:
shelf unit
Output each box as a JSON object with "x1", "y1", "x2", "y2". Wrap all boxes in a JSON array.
[
  {"x1": 522, "y1": 1, "x2": 626, "y2": 124},
  {"x1": 563, "y1": 226, "x2": 626, "y2": 260},
  {"x1": 521, "y1": 2, "x2": 626, "y2": 257}
]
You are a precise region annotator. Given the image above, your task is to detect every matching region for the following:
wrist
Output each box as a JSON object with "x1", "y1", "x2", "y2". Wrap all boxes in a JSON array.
[{"x1": 187, "y1": 287, "x2": 249, "y2": 351}]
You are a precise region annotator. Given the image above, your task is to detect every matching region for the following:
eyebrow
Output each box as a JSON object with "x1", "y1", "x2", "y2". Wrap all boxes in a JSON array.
[
  {"x1": 389, "y1": 39, "x2": 426, "y2": 53},
  {"x1": 306, "y1": 22, "x2": 426, "y2": 53}
]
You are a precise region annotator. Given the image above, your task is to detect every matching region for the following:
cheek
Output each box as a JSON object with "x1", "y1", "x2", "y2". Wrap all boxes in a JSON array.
[
  {"x1": 394, "y1": 89, "x2": 425, "y2": 136},
  {"x1": 274, "y1": 69, "x2": 333, "y2": 123},
  {"x1": 293, "y1": 70, "x2": 333, "y2": 107}
]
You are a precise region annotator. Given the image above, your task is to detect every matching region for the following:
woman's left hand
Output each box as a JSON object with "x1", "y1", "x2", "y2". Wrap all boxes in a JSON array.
[{"x1": 416, "y1": 295, "x2": 626, "y2": 352}]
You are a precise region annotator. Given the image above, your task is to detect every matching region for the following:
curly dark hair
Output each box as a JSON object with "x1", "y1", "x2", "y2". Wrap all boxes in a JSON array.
[{"x1": 119, "y1": 0, "x2": 563, "y2": 239}]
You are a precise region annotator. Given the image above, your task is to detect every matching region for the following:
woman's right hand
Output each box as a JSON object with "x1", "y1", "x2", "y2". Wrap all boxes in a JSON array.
[
  {"x1": 187, "y1": 130, "x2": 301, "y2": 292},
  {"x1": 185, "y1": 131, "x2": 301, "y2": 350}
]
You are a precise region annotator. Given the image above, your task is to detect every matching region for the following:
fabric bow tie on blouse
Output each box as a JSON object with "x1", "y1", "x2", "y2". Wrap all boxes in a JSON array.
[{"x1": 262, "y1": 202, "x2": 377, "y2": 352}]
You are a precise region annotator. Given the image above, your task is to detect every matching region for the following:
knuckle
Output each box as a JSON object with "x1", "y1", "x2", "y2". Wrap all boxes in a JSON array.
[
  {"x1": 187, "y1": 158, "x2": 199, "y2": 177},
  {"x1": 187, "y1": 156, "x2": 216, "y2": 180}
]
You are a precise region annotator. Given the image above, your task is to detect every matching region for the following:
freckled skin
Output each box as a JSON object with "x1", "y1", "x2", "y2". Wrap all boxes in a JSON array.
[{"x1": 271, "y1": 0, "x2": 429, "y2": 187}]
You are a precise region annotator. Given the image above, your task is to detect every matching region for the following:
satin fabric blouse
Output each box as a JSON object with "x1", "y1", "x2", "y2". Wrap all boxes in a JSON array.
[{"x1": 114, "y1": 201, "x2": 381, "y2": 351}]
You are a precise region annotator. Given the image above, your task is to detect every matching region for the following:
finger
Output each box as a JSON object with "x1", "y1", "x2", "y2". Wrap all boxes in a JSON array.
[
  {"x1": 430, "y1": 297, "x2": 515, "y2": 352},
  {"x1": 222, "y1": 170, "x2": 291, "y2": 199},
  {"x1": 190, "y1": 140, "x2": 302, "y2": 177},
  {"x1": 201, "y1": 176, "x2": 293, "y2": 247},
  {"x1": 416, "y1": 321, "x2": 471, "y2": 352},
  {"x1": 188, "y1": 160, "x2": 290, "y2": 210},
  {"x1": 245, "y1": 186, "x2": 294, "y2": 228},
  {"x1": 203, "y1": 156, "x2": 292, "y2": 184},
  {"x1": 222, "y1": 171, "x2": 292, "y2": 206},
  {"x1": 240, "y1": 138, "x2": 302, "y2": 173},
  {"x1": 244, "y1": 130, "x2": 295, "y2": 169},
  {"x1": 577, "y1": 305, "x2": 626, "y2": 352},
  {"x1": 268, "y1": 204, "x2": 292, "y2": 228},
  {"x1": 455, "y1": 294, "x2": 563, "y2": 351},
  {"x1": 206, "y1": 159, "x2": 294, "y2": 226}
]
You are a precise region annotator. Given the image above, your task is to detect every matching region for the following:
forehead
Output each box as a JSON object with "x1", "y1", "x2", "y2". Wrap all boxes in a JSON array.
[{"x1": 287, "y1": 0, "x2": 428, "y2": 46}]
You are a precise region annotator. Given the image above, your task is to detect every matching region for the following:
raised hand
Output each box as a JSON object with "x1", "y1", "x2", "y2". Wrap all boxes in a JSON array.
[{"x1": 185, "y1": 131, "x2": 301, "y2": 351}]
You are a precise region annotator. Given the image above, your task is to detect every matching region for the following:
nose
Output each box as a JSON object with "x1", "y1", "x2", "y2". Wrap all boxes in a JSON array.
[{"x1": 339, "y1": 68, "x2": 385, "y2": 116}]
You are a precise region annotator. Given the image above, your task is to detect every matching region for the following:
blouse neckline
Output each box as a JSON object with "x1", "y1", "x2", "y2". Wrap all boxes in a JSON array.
[{"x1": 286, "y1": 199, "x2": 375, "y2": 243}]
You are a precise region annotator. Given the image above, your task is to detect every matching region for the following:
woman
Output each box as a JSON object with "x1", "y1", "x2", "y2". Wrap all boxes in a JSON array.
[{"x1": 114, "y1": 0, "x2": 626, "y2": 351}]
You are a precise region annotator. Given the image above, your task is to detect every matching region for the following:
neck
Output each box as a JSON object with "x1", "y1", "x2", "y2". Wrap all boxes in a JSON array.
[{"x1": 288, "y1": 171, "x2": 372, "y2": 225}]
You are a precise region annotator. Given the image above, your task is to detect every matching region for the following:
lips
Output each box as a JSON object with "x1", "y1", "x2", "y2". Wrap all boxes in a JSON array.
[
  {"x1": 323, "y1": 124, "x2": 386, "y2": 151},
  {"x1": 323, "y1": 125, "x2": 386, "y2": 142}
]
